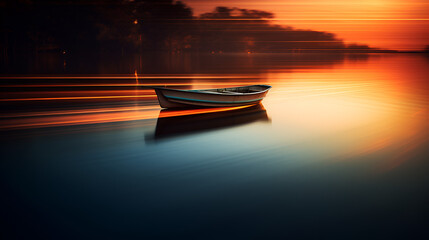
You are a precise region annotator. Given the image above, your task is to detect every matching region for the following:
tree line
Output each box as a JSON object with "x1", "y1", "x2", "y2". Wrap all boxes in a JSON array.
[{"x1": 1, "y1": 0, "x2": 391, "y2": 62}]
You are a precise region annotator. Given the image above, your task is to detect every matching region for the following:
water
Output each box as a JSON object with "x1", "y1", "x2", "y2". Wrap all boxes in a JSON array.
[{"x1": 1, "y1": 53, "x2": 429, "y2": 239}]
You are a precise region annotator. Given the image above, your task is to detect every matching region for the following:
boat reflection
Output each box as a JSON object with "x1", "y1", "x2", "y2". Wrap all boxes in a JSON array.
[{"x1": 147, "y1": 104, "x2": 270, "y2": 141}]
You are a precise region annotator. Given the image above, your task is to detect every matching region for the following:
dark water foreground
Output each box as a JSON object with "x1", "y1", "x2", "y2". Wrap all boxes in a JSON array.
[{"x1": 1, "y1": 54, "x2": 429, "y2": 239}]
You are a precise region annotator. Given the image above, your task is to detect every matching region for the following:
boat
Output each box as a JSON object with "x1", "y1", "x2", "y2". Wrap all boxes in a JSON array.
[{"x1": 153, "y1": 85, "x2": 271, "y2": 108}]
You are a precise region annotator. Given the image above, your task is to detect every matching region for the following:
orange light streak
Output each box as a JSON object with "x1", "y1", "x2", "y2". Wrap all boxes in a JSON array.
[
  {"x1": 0, "y1": 105, "x2": 255, "y2": 130},
  {"x1": 0, "y1": 106, "x2": 160, "y2": 118},
  {"x1": 0, "y1": 111, "x2": 161, "y2": 130},
  {"x1": 0, "y1": 95, "x2": 157, "y2": 102},
  {"x1": 188, "y1": 18, "x2": 429, "y2": 21},
  {"x1": 1, "y1": 83, "x2": 256, "y2": 88},
  {"x1": 0, "y1": 75, "x2": 258, "y2": 79}
]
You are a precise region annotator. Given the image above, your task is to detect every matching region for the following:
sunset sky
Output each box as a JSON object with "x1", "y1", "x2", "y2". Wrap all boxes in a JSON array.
[{"x1": 184, "y1": 0, "x2": 429, "y2": 51}]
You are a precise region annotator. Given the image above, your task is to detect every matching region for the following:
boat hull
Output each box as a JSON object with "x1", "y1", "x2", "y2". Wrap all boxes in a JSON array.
[{"x1": 154, "y1": 85, "x2": 271, "y2": 108}]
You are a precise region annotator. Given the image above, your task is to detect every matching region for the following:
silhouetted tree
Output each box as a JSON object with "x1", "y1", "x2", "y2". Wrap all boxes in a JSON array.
[{"x1": 195, "y1": 6, "x2": 346, "y2": 53}]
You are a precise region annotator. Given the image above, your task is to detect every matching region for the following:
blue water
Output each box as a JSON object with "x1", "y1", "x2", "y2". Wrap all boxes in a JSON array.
[{"x1": 1, "y1": 54, "x2": 429, "y2": 239}]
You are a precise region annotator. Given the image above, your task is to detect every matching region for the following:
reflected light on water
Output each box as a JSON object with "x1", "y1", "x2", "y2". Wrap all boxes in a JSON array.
[
  {"x1": 0, "y1": 92, "x2": 257, "y2": 130},
  {"x1": 149, "y1": 104, "x2": 270, "y2": 141},
  {"x1": 1, "y1": 54, "x2": 429, "y2": 239},
  {"x1": 1, "y1": 54, "x2": 428, "y2": 171},
  {"x1": 157, "y1": 105, "x2": 253, "y2": 118},
  {"x1": 263, "y1": 55, "x2": 428, "y2": 169}
]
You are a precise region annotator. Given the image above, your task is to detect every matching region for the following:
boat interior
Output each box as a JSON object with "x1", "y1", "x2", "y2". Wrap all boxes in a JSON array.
[{"x1": 199, "y1": 85, "x2": 269, "y2": 94}]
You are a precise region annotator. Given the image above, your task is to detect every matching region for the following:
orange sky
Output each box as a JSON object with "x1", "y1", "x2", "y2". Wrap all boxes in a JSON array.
[{"x1": 184, "y1": 0, "x2": 429, "y2": 51}]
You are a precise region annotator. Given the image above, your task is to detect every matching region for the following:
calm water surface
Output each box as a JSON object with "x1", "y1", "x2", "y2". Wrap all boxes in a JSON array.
[{"x1": 1, "y1": 54, "x2": 429, "y2": 239}]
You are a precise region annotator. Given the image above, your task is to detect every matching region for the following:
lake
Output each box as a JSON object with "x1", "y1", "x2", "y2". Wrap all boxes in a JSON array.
[{"x1": 1, "y1": 53, "x2": 428, "y2": 239}]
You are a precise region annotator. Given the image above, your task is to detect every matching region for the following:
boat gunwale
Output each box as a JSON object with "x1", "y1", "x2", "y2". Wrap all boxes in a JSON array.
[{"x1": 152, "y1": 84, "x2": 272, "y2": 96}]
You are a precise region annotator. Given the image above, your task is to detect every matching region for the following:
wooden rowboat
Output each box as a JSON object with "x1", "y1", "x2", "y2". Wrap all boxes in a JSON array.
[{"x1": 153, "y1": 85, "x2": 271, "y2": 108}]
